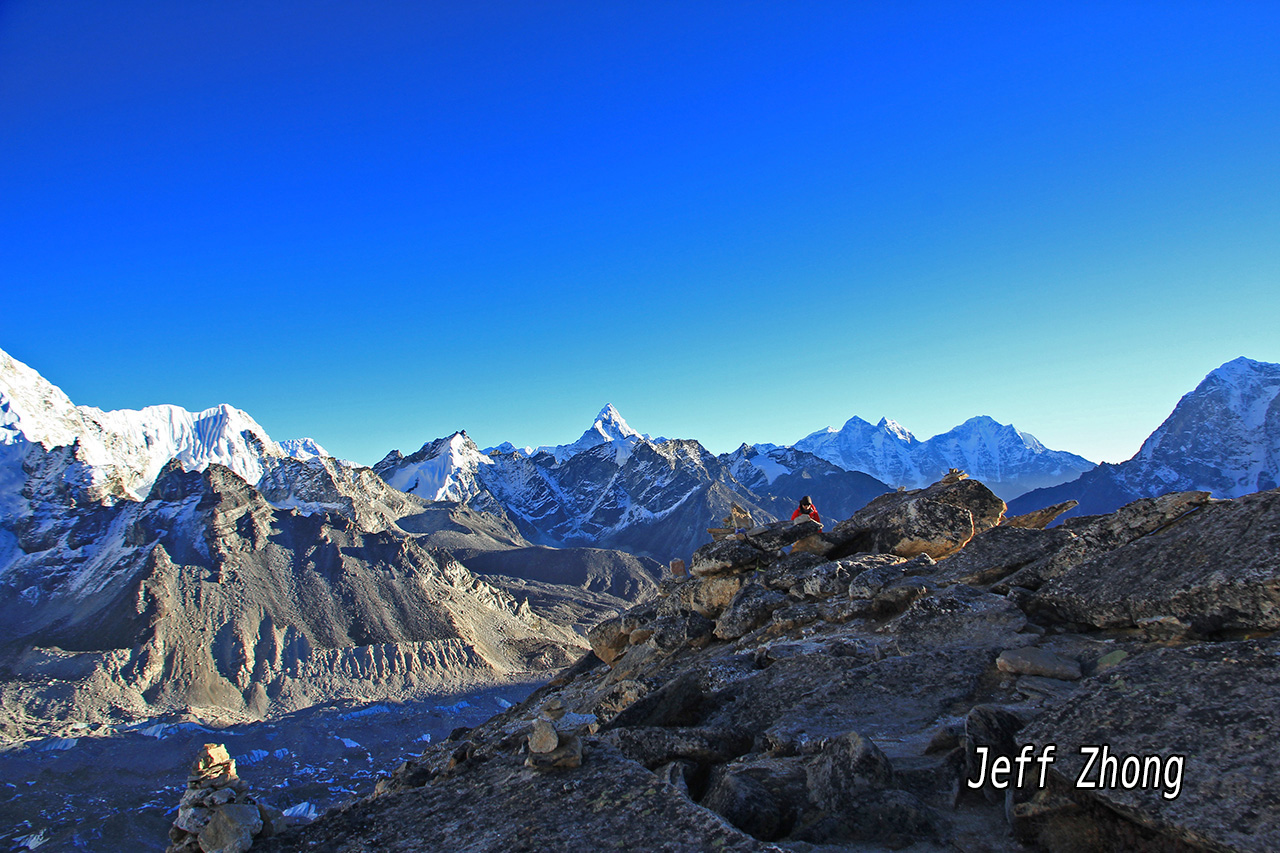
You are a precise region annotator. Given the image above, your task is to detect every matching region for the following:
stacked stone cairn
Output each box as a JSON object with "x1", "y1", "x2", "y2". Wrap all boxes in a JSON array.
[
  {"x1": 167, "y1": 743, "x2": 285, "y2": 853},
  {"x1": 525, "y1": 697, "x2": 593, "y2": 770}
]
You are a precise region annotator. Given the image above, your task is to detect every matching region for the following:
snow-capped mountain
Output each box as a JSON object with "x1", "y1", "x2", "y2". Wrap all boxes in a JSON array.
[
  {"x1": 795, "y1": 417, "x2": 927, "y2": 491},
  {"x1": 721, "y1": 443, "x2": 894, "y2": 523},
  {"x1": 376, "y1": 408, "x2": 895, "y2": 562},
  {"x1": 0, "y1": 347, "x2": 284, "y2": 515},
  {"x1": 1010, "y1": 357, "x2": 1280, "y2": 520},
  {"x1": 535, "y1": 403, "x2": 645, "y2": 462},
  {"x1": 0, "y1": 350, "x2": 664, "y2": 730},
  {"x1": 795, "y1": 414, "x2": 1094, "y2": 499},
  {"x1": 374, "y1": 431, "x2": 495, "y2": 503}
]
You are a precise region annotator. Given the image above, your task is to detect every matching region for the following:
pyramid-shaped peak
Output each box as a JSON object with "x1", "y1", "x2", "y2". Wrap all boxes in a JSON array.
[
  {"x1": 876, "y1": 418, "x2": 917, "y2": 442},
  {"x1": 591, "y1": 404, "x2": 640, "y2": 439}
]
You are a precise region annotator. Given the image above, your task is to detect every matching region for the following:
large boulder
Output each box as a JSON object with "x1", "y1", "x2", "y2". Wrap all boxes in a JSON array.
[
  {"x1": 690, "y1": 538, "x2": 769, "y2": 577},
  {"x1": 828, "y1": 479, "x2": 1006, "y2": 560},
  {"x1": 932, "y1": 525, "x2": 1075, "y2": 588},
  {"x1": 880, "y1": 584, "x2": 1031, "y2": 653},
  {"x1": 1030, "y1": 488, "x2": 1280, "y2": 632},
  {"x1": 715, "y1": 584, "x2": 790, "y2": 640}
]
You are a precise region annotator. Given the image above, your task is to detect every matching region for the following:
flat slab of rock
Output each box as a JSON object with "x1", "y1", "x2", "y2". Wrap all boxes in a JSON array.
[
  {"x1": 1001, "y1": 500, "x2": 1078, "y2": 530},
  {"x1": 881, "y1": 584, "x2": 1032, "y2": 653},
  {"x1": 1018, "y1": 638, "x2": 1280, "y2": 852},
  {"x1": 691, "y1": 538, "x2": 768, "y2": 577},
  {"x1": 1031, "y1": 488, "x2": 1280, "y2": 632},
  {"x1": 932, "y1": 526, "x2": 1075, "y2": 588}
]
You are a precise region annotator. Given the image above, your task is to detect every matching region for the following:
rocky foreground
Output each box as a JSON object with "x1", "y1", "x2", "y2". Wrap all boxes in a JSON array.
[{"x1": 251, "y1": 478, "x2": 1280, "y2": 853}]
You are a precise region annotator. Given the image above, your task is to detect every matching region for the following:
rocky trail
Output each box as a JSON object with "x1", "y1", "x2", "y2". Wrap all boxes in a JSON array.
[{"x1": 247, "y1": 477, "x2": 1280, "y2": 853}]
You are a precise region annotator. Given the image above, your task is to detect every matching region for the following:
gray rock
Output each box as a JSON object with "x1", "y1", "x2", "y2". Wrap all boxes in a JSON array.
[
  {"x1": 1031, "y1": 488, "x2": 1280, "y2": 632},
  {"x1": 881, "y1": 584, "x2": 1029, "y2": 652},
  {"x1": 933, "y1": 525, "x2": 1075, "y2": 587},
  {"x1": 1001, "y1": 500, "x2": 1079, "y2": 530},
  {"x1": 197, "y1": 804, "x2": 262, "y2": 853},
  {"x1": 793, "y1": 789, "x2": 945, "y2": 847},
  {"x1": 702, "y1": 770, "x2": 787, "y2": 841},
  {"x1": 804, "y1": 731, "x2": 895, "y2": 812},
  {"x1": 599, "y1": 726, "x2": 751, "y2": 769},
  {"x1": 1017, "y1": 639, "x2": 1280, "y2": 852},
  {"x1": 963, "y1": 705, "x2": 1025, "y2": 802},
  {"x1": 650, "y1": 612, "x2": 716, "y2": 651},
  {"x1": 690, "y1": 574, "x2": 748, "y2": 618},
  {"x1": 743, "y1": 518, "x2": 824, "y2": 552},
  {"x1": 528, "y1": 718, "x2": 559, "y2": 753},
  {"x1": 829, "y1": 479, "x2": 1006, "y2": 560},
  {"x1": 715, "y1": 584, "x2": 790, "y2": 640},
  {"x1": 770, "y1": 603, "x2": 824, "y2": 633},
  {"x1": 872, "y1": 576, "x2": 936, "y2": 615},
  {"x1": 690, "y1": 538, "x2": 768, "y2": 577},
  {"x1": 524, "y1": 733, "x2": 584, "y2": 770},
  {"x1": 993, "y1": 491, "x2": 1212, "y2": 594},
  {"x1": 997, "y1": 647, "x2": 1082, "y2": 681},
  {"x1": 586, "y1": 616, "x2": 629, "y2": 665}
]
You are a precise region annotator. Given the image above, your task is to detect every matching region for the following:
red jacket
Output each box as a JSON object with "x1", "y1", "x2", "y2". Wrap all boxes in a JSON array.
[{"x1": 791, "y1": 505, "x2": 820, "y2": 523}]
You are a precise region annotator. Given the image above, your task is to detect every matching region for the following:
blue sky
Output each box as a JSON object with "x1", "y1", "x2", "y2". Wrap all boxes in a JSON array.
[{"x1": 2, "y1": 1, "x2": 1277, "y2": 466}]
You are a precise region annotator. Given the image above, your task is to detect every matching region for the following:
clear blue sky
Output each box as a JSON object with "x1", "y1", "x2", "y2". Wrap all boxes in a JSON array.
[{"x1": 2, "y1": 1, "x2": 1277, "y2": 466}]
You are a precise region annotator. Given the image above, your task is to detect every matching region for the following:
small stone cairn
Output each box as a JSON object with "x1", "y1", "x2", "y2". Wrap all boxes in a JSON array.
[
  {"x1": 525, "y1": 698, "x2": 587, "y2": 771},
  {"x1": 166, "y1": 743, "x2": 285, "y2": 853}
]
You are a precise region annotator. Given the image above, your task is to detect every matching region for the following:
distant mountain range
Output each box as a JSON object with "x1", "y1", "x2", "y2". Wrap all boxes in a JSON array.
[
  {"x1": 792, "y1": 414, "x2": 1095, "y2": 500},
  {"x1": 5, "y1": 343, "x2": 1279, "y2": 726},
  {"x1": 1010, "y1": 357, "x2": 1280, "y2": 521}
]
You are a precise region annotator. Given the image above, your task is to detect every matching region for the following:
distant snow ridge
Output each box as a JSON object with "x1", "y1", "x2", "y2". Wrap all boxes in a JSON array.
[
  {"x1": 795, "y1": 414, "x2": 1094, "y2": 499},
  {"x1": 0, "y1": 347, "x2": 284, "y2": 508},
  {"x1": 280, "y1": 437, "x2": 330, "y2": 460}
]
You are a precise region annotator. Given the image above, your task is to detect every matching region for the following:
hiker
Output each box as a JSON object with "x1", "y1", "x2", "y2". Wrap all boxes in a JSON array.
[{"x1": 791, "y1": 495, "x2": 820, "y2": 523}]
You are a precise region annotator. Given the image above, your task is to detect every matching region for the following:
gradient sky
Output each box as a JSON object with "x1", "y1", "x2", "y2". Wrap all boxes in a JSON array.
[{"x1": 2, "y1": 1, "x2": 1278, "y2": 466}]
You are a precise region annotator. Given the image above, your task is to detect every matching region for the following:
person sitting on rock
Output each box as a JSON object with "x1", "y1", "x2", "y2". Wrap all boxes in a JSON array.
[{"x1": 791, "y1": 496, "x2": 820, "y2": 524}]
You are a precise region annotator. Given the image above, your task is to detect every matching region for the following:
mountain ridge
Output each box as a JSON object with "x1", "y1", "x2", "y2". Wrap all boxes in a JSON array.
[{"x1": 1010, "y1": 356, "x2": 1280, "y2": 521}]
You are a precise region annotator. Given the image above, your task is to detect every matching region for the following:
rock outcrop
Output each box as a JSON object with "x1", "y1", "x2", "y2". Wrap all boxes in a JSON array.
[{"x1": 256, "y1": 479, "x2": 1280, "y2": 852}]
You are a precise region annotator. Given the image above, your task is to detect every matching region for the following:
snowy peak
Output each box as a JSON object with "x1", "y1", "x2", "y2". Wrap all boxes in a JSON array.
[
  {"x1": 593, "y1": 403, "x2": 640, "y2": 441},
  {"x1": 1010, "y1": 356, "x2": 1280, "y2": 519},
  {"x1": 373, "y1": 430, "x2": 493, "y2": 502},
  {"x1": 1125, "y1": 356, "x2": 1280, "y2": 496},
  {"x1": 549, "y1": 404, "x2": 644, "y2": 462},
  {"x1": 876, "y1": 417, "x2": 917, "y2": 443}
]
